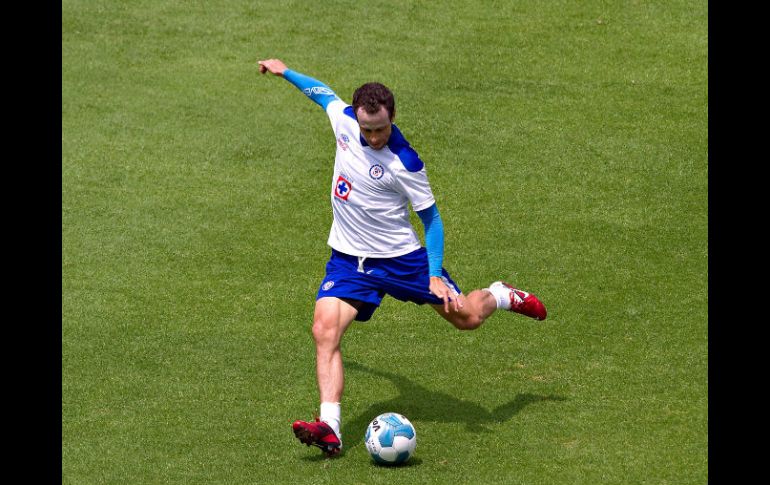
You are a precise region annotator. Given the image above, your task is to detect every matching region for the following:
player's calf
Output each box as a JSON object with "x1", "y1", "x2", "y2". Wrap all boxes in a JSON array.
[{"x1": 431, "y1": 289, "x2": 495, "y2": 330}]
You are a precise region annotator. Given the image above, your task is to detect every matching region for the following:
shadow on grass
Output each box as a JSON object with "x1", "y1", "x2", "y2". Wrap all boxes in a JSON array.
[
  {"x1": 301, "y1": 451, "x2": 424, "y2": 468},
  {"x1": 299, "y1": 451, "x2": 345, "y2": 462},
  {"x1": 369, "y1": 456, "x2": 423, "y2": 468},
  {"x1": 342, "y1": 360, "x2": 567, "y2": 448}
]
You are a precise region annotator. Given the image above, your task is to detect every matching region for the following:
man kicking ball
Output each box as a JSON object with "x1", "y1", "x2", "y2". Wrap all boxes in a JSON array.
[{"x1": 258, "y1": 58, "x2": 547, "y2": 456}]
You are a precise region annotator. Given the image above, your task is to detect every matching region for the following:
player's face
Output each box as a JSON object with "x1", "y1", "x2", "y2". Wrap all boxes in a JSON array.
[{"x1": 356, "y1": 106, "x2": 392, "y2": 150}]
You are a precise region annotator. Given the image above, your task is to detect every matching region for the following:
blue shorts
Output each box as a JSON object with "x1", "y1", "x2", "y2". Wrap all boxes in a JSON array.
[{"x1": 316, "y1": 248, "x2": 463, "y2": 322}]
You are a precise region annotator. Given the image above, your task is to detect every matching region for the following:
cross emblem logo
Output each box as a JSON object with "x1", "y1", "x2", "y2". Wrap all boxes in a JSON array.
[{"x1": 334, "y1": 175, "x2": 352, "y2": 201}]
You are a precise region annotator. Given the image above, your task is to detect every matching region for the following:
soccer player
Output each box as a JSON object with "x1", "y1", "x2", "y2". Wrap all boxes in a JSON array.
[{"x1": 258, "y1": 58, "x2": 547, "y2": 457}]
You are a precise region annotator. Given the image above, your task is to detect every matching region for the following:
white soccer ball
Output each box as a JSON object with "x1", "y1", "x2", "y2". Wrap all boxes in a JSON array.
[{"x1": 364, "y1": 412, "x2": 417, "y2": 465}]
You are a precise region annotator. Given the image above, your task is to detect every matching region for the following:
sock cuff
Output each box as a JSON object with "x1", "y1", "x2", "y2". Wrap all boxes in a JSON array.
[
  {"x1": 486, "y1": 285, "x2": 511, "y2": 310},
  {"x1": 320, "y1": 402, "x2": 341, "y2": 438}
]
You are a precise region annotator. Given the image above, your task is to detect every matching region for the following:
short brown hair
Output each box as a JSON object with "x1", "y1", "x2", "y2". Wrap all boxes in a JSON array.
[{"x1": 352, "y1": 82, "x2": 395, "y2": 120}]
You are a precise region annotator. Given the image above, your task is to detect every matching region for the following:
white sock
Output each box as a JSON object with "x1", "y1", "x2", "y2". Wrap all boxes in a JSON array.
[
  {"x1": 320, "y1": 401, "x2": 341, "y2": 438},
  {"x1": 486, "y1": 285, "x2": 511, "y2": 310}
]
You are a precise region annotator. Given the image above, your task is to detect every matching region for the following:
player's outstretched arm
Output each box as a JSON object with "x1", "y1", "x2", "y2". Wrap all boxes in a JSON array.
[{"x1": 258, "y1": 58, "x2": 340, "y2": 110}]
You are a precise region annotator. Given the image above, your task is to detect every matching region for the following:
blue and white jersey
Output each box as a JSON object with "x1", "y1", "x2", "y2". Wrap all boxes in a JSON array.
[
  {"x1": 282, "y1": 68, "x2": 439, "y2": 260},
  {"x1": 323, "y1": 99, "x2": 436, "y2": 258}
]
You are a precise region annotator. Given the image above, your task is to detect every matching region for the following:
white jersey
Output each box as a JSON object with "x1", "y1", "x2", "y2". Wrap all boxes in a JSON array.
[{"x1": 323, "y1": 99, "x2": 435, "y2": 258}]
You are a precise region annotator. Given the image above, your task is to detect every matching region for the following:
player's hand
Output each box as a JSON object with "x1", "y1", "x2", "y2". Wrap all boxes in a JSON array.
[
  {"x1": 258, "y1": 58, "x2": 288, "y2": 77},
  {"x1": 429, "y1": 276, "x2": 464, "y2": 314}
]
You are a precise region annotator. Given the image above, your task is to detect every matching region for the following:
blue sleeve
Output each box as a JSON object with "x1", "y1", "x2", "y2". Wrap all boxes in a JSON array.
[
  {"x1": 416, "y1": 203, "x2": 445, "y2": 277},
  {"x1": 283, "y1": 69, "x2": 341, "y2": 110}
]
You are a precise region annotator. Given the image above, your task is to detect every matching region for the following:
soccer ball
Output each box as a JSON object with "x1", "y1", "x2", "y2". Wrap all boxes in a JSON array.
[{"x1": 364, "y1": 412, "x2": 417, "y2": 465}]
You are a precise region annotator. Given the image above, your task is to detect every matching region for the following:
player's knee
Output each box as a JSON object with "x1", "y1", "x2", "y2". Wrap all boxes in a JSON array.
[
  {"x1": 312, "y1": 314, "x2": 339, "y2": 346},
  {"x1": 457, "y1": 314, "x2": 483, "y2": 331}
]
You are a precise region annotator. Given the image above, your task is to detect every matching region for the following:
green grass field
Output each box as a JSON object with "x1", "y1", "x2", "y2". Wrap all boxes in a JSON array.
[{"x1": 62, "y1": 1, "x2": 708, "y2": 483}]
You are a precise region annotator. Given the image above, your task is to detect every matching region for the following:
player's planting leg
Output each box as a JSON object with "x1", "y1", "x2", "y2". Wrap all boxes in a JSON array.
[
  {"x1": 292, "y1": 297, "x2": 358, "y2": 456},
  {"x1": 312, "y1": 298, "x2": 358, "y2": 407}
]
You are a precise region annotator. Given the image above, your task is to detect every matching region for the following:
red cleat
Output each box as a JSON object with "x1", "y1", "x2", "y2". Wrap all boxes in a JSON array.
[
  {"x1": 491, "y1": 281, "x2": 547, "y2": 320},
  {"x1": 292, "y1": 418, "x2": 342, "y2": 456}
]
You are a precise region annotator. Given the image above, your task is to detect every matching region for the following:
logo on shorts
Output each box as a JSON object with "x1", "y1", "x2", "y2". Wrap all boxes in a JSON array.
[
  {"x1": 369, "y1": 164, "x2": 384, "y2": 180},
  {"x1": 322, "y1": 281, "x2": 335, "y2": 291},
  {"x1": 334, "y1": 175, "x2": 352, "y2": 201}
]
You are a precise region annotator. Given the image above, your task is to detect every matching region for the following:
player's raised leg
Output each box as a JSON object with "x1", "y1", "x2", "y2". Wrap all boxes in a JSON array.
[
  {"x1": 292, "y1": 296, "x2": 359, "y2": 456},
  {"x1": 432, "y1": 282, "x2": 546, "y2": 330},
  {"x1": 487, "y1": 281, "x2": 547, "y2": 320},
  {"x1": 431, "y1": 289, "x2": 497, "y2": 330}
]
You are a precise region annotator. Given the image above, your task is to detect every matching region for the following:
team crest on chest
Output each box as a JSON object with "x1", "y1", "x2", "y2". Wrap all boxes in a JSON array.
[
  {"x1": 369, "y1": 164, "x2": 385, "y2": 180},
  {"x1": 334, "y1": 175, "x2": 352, "y2": 201}
]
